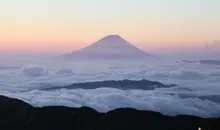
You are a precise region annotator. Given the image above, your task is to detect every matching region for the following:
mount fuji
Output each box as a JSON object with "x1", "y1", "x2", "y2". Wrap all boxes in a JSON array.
[{"x1": 66, "y1": 35, "x2": 154, "y2": 60}]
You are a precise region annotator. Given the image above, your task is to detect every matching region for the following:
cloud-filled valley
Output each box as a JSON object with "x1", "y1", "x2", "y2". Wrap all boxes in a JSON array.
[
  {"x1": 1, "y1": 87, "x2": 220, "y2": 118},
  {"x1": 0, "y1": 57, "x2": 220, "y2": 117}
]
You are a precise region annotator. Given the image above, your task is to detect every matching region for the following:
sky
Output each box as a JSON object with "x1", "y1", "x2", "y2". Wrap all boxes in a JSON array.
[{"x1": 0, "y1": 0, "x2": 220, "y2": 53}]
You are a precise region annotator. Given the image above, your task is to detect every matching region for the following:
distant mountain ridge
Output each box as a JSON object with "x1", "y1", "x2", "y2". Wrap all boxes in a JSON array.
[
  {"x1": 66, "y1": 35, "x2": 154, "y2": 60},
  {"x1": 178, "y1": 60, "x2": 220, "y2": 65},
  {"x1": 39, "y1": 79, "x2": 177, "y2": 91}
]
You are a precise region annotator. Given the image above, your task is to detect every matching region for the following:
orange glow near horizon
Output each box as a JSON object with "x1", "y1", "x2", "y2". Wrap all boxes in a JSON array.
[{"x1": 1, "y1": 0, "x2": 219, "y2": 53}]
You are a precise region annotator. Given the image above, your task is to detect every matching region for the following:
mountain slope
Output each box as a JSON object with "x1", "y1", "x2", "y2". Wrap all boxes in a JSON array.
[{"x1": 67, "y1": 35, "x2": 153, "y2": 60}]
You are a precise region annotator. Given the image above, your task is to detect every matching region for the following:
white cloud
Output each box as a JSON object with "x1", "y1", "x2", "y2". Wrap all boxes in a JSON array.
[
  {"x1": 56, "y1": 68, "x2": 74, "y2": 75},
  {"x1": 21, "y1": 64, "x2": 49, "y2": 77},
  {"x1": 210, "y1": 71, "x2": 220, "y2": 76},
  {"x1": 1, "y1": 88, "x2": 220, "y2": 118},
  {"x1": 171, "y1": 69, "x2": 206, "y2": 80},
  {"x1": 151, "y1": 68, "x2": 206, "y2": 80},
  {"x1": 0, "y1": 58, "x2": 220, "y2": 118}
]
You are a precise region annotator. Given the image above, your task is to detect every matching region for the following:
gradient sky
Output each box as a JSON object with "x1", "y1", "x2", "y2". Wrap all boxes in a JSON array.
[{"x1": 0, "y1": 0, "x2": 220, "y2": 52}]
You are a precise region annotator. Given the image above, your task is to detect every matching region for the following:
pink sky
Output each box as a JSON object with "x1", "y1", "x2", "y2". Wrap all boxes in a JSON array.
[{"x1": 0, "y1": 0, "x2": 219, "y2": 53}]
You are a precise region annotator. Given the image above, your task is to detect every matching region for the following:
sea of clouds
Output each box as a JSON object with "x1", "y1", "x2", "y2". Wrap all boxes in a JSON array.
[{"x1": 0, "y1": 56, "x2": 220, "y2": 117}]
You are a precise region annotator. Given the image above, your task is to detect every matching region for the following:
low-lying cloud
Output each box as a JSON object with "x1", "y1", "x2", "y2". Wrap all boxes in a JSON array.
[
  {"x1": 151, "y1": 69, "x2": 206, "y2": 80},
  {"x1": 21, "y1": 65, "x2": 49, "y2": 77},
  {"x1": 56, "y1": 68, "x2": 74, "y2": 75},
  {"x1": 1, "y1": 88, "x2": 220, "y2": 118},
  {"x1": 1, "y1": 60, "x2": 220, "y2": 118}
]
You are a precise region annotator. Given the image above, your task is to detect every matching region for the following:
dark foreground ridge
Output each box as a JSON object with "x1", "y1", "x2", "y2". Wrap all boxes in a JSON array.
[
  {"x1": 43, "y1": 79, "x2": 177, "y2": 91},
  {"x1": 0, "y1": 95, "x2": 219, "y2": 130}
]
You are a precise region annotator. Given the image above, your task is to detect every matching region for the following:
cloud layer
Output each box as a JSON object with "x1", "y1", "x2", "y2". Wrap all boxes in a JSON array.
[
  {"x1": 1, "y1": 59, "x2": 220, "y2": 118},
  {"x1": 21, "y1": 65, "x2": 49, "y2": 77},
  {"x1": 0, "y1": 88, "x2": 220, "y2": 118}
]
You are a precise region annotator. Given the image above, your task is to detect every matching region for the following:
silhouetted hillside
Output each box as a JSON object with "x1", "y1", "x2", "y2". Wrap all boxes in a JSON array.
[{"x1": 0, "y1": 95, "x2": 219, "y2": 130}]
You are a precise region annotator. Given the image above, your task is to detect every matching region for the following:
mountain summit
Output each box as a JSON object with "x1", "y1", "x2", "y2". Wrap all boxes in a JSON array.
[{"x1": 66, "y1": 35, "x2": 153, "y2": 60}]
